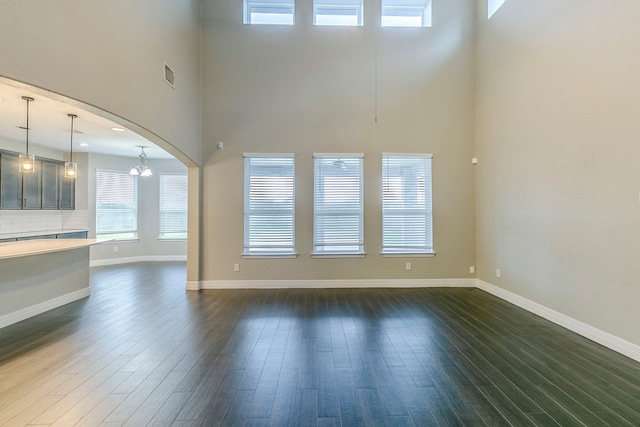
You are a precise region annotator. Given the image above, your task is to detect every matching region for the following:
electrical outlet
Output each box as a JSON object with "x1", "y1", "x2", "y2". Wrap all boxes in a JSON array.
[
  {"x1": 234, "y1": 263, "x2": 240, "y2": 272},
  {"x1": 405, "y1": 262, "x2": 412, "y2": 271},
  {"x1": 470, "y1": 266, "x2": 475, "y2": 274},
  {"x1": 496, "y1": 268, "x2": 501, "y2": 278},
  {"x1": 113, "y1": 246, "x2": 119, "y2": 253}
]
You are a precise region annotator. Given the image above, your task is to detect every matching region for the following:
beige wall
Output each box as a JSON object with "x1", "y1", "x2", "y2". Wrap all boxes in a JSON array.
[
  {"x1": 200, "y1": 0, "x2": 477, "y2": 280},
  {"x1": 0, "y1": 0, "x2": 202, "y2": 166},
  {"x1": 475, "y1": 0, "x2": 640, "y2": 345}
]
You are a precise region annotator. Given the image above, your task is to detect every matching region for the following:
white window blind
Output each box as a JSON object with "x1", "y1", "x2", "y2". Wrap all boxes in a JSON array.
[
  {"x1": 382, "y1": 154, "x2": 433, "y2": 254},
  {"x1": 381, "y1": 0, "x2": 432, "y2": 27},
  {"x1": 244, "y1": 154, "x2": 295, "y2": 255},
  {"x1": 313, "y1": 0, "x2": 363, "y2": 26},
  {"x1": 96, "y1": 170, "x2": 138, "y2": 240},
  {"x1": 159, "y1": 174, "x2": 188, "y2": 239},
  {"x1": 313, "y1": 154, "x2": 364, "y2": 255},
  {"x1": 244, "y1": 0, "x2": 295, "y2": 25}
]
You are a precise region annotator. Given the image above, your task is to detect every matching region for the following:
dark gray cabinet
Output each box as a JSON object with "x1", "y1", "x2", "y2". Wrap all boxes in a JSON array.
[
  {"x1": 0, "y1": 150, "x2": 74, "y2": 211},
  {"x1": 59, "y1": 170, "x2": 75, "y2": 210},
  {"x1": 0, "y1": 153, "x2": 22, "y2": 209},
  {"x1": 56, "y1": 231, "x2": 87, "y2": 238},
  {"x1": 42, "y1": 161, "x2": 59, "y2": 209},
  {"x1": 22, "y1": 159, "x2": 43, "y2": 209}
]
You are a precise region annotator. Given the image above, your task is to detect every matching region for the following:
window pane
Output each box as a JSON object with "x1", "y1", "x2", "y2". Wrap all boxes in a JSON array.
[
  {"x1": 313, "y1": 155, "x2": 364, "y2": 254},
  {"x1": 244, "y1": 0, "x2": 294, "y2": 25},
  {"x1": 381, "y1": 0, "x2": 431, "y2": 27},
  {"x1": 382, "y1": 155, "x2": 433, "y2": 254},
  {"x1": 488, "y1": 0, "x2": 506, "y2": 18},
  {"x1": 244, "y1": 155, "x2": 295, "y2": 255},
  {"x1": 160, "y1": 174, "x2": 188, "y2": 239},
  {"x1": 314, "y1": 0, "x2": 363, "y2": 26},
  {"x1": 96, "y1": 170, "x2": 138, "y2": 240}
]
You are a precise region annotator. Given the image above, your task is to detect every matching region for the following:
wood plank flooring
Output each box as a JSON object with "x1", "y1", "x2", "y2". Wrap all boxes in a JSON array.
[{"x1": 1, "y1": 262, "x2": 640, "y2": 426}]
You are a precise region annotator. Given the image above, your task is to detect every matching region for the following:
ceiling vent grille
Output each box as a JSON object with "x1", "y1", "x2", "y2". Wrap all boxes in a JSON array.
[{"x1": 164, "y1": 63, "x2": 175, "y2": 88}]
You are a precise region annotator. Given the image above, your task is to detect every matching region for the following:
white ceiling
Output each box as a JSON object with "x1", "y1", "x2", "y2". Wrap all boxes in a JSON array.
[{"x1": 0, "y1": 83, "x2": 174, "y2": 160}]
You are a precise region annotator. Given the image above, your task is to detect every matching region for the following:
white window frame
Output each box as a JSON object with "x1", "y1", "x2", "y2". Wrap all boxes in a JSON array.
[
  {"x1": 381, "y1": 154, "x2": 434, "y2": 256},
  {"x1": 244, "y1": 0, "x2": 295, "y2": 25},
  {"x1": 244, "y1": 154, "x2": 296, "y2": 257},
  {"x1": 313, "y1": 154, "x2": 365, "y2": 257},
  {"x1": 159, "y1": 173, "x2": 188, "y2": 240},
  {"x1": 488, "y1": 0, "x2": 506, "y2": 18},
  {"x1": 96, "y1": 169, "x2": 138, "y2": 241},
  {"x1": 313, "y1": 0, "x2": 363, "y2": 26},
  {"x1": 381, "y1": 0, "x2": 432, "y2": 28}
]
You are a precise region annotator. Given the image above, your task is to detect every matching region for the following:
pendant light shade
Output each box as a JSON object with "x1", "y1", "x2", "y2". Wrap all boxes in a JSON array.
[
  {"x1": 64, "y1": 114, "x2": 78, "y2": 179},
  {"x1": 19, "y1": 96, "x2": 35, "y2": 174},
  {"x1": 129, "y1": 146, "x2": 152, "y2": 177}
]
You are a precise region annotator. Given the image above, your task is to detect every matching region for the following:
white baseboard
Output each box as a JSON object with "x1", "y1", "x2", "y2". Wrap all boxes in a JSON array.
[
  {"x1": 0, "y1": 287, "x2": 90, "y2": 330},
  {"x1": 476, "y1": 279, "x2": 640, "y2": 363},
  {"x1": 196, "y1": 278, "x2": 475, "y2": 290},
  {"x1": 186, "y1": 281, "x2": 201, "y2": 291},
  {"x1": 90, "y1": 255, "x2": 187, "y2": 267}
]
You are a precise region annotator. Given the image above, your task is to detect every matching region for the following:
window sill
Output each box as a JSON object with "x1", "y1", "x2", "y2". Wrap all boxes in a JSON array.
[
  {"x1": 158, "y1": 238, "x2": 187, "y2": 242},
  {"x1": 97, "y1": 238, "x2": 139, "y2": 243},
  {"x1": 242, "y1": 253, "x2": 298, "y2": 259},
  {"x1": 381, "y1": 252, "x2": 435, "y2": 258},
  {"x1": 311, "y1": 253, "x2": 366, "y2": 259}
]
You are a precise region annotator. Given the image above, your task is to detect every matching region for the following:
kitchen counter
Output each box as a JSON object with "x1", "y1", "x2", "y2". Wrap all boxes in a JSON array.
[
  {"x1": 0, "y1": 238, "x2": 107, "y2": 329},
  {"x1": 0, "y1": 238, "x2": 103, "y2": 260}
]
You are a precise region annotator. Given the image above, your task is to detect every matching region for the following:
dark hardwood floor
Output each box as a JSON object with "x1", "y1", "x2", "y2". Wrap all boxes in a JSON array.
[{"x1": 1, "y1": 263, "x2": 640, "y2": 426}]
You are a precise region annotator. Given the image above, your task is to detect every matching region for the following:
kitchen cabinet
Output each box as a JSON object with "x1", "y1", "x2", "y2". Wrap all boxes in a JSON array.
[
  {"x1": 59, "y1": 170, "x2": 75, "y2": 210},
  {"x1": 22, "y1": 159, "x2": 43, "y2": 209},
  {"x1": 1, "y1": 153, "x2": 22, "y2": 209},
  {"x1": 42, "y1": 161, "x2": 59, "y2": 209},
  {"x1": 56, "y1": 231, "x2": 87, "y2": 238},
  {"x1": 0, "y1": 150, "x2": 75, "y2": 211}
]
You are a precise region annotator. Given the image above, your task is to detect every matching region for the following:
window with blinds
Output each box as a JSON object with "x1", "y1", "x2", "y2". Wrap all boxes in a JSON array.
[
  {"x1": 313, "y1": 0, "x2": 363, "y2": 26},
  {"x1": 244, "y1": 0, "x2": 295, "y2": 25},
  {"x1": 382, "y1": 154, "x2": 433, "y2": 254},
  {"x1": 96, "y1": 170, "x2": 138, "y2": 240},
  {"x1": 313, "y1": 154, "x2": 364, "y2": 255},
  {"x1": 244, "y1": 154, "x2": 295, "y2": 256},
  {"x1": 159, "y1": 174, "x2": 188, "y2": 239},
  {"x1": 381, "y1": 0, "x2": 432, "y2": 27}
]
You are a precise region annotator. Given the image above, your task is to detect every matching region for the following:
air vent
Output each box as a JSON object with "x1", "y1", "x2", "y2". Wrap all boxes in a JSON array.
[{"x1": 164, "y1": 63, "x2": 175, "y2": 88}]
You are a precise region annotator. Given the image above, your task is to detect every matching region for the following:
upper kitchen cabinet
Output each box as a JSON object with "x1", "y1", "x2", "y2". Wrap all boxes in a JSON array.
[
  {"x1": 0, "y1": 150, "x2": 75, "y2": 210},
  {"x1": 0, "y1": 152, "x2": 22, "y2": 209},
  {"x1": 59, "y1": 167, "x2": 75, "y2": 210},
  {"x1": 22, "y1": 159, "x2": 43, "y2": 209},
  {"x1": 42, "y1": 160, "x2": 60, "y2": 209}
]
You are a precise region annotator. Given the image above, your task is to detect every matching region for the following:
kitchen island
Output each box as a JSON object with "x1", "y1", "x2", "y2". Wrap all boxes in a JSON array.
[{"x1": 0, "y1": 239, "x2": 104, "y2": 329}]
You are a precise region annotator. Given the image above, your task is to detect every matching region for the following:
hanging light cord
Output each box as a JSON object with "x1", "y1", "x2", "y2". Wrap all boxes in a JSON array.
[
  {"x1": 69, "y1": 114, "x2": 75, "y2": 162},
  {"x1": 25, "y1": 98, "x2": 30, "y2": 154}
]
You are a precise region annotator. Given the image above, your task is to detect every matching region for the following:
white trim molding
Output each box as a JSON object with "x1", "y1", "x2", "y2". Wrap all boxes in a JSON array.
[
  {"x1": 186, "y1": 281, "x2": 201, "y2": 291},
  {"x1": 90, "y1": 255, "x2": 186, "y2": 267},
  {"x1": 0, "y1": 287, "x2": 90, "y2": 330},
  {"x1": 476, "y1": 279, "x2": 640, "y2": 363},
  {"x1": 197, "y1": 278, "x2": 475, "y2": 290}
]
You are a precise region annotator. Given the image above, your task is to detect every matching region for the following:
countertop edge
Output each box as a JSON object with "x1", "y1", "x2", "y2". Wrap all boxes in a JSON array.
[{"x1": 0, "y1": 239, "x2": 109, "y2": 260}]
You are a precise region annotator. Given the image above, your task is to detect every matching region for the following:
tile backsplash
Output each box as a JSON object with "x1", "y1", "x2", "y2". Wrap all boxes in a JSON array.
[{"x1": 0, "y1": 210, "x2": 88, "y2": 236}]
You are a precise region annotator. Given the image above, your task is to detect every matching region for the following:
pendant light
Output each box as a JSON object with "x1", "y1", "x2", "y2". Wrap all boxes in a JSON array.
[
  {"x1": 64, "y1": 114, "x2": 78, "y2": 179},
  {"x1": 19, "y1": 96, "x2": 35, "y2": 173},
  {"x1": 129, "y1": 146, "x2": 152, "y2": 177}
]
